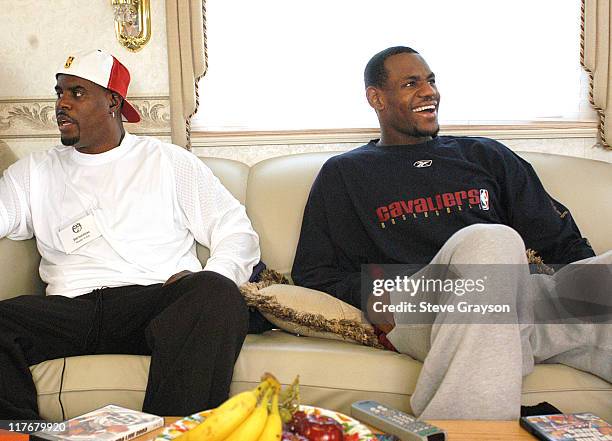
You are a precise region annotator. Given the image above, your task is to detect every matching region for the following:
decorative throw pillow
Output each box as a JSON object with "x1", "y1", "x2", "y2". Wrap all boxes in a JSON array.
[
  {"x1": 240, "y1": 270, "x2": 383, "y2": 349},
  {"x1": 239, "y1": 253, "x2": 551, "y2": 349}
]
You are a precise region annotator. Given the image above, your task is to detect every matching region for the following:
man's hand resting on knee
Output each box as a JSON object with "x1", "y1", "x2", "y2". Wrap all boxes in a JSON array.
[
  {"x1": 163, "y1": 270, "x2": 194, "y2": 287},
  {"x1": 366, "y1": 292, "x2": 399, "y2": 351}
]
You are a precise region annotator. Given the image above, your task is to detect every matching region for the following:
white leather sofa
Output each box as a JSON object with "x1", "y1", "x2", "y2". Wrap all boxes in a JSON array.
[{"x1": 0, "y1": 151, "x2": 610, "y2": 421}]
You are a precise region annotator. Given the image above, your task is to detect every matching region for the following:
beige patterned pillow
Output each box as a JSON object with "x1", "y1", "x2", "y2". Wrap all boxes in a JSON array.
[{"x1": 240, "y1": 282, "x2": 382, "y2": 348}]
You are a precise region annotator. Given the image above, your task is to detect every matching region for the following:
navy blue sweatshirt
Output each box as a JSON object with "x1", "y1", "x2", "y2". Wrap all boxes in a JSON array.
[{"x1": 291, "y1": 137, "x2": 595, "y2": 308}]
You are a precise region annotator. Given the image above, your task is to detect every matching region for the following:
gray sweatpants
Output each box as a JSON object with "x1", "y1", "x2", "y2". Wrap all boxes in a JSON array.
[{"x1": 385, "y1": 224, "x2": 612, "y2": 420}]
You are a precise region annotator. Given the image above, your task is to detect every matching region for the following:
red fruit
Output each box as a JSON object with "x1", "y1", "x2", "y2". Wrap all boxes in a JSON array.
[
  {"x1": 289, "y1": 412, "x2": 344, "y2": 441},
  {"x1": 282, "y1": 430, "x2": 309, "y2": 441}
]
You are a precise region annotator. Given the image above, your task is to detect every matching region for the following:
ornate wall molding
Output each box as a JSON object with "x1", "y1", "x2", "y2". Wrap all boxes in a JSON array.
[{"x1": 0, "y1": 96, "x2": 171, "y2": 139}]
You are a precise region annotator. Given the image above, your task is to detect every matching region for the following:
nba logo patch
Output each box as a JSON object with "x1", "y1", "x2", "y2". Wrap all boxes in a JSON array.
[{"x1": 479, "y1": 189, "x2": 490, "y2": 210}]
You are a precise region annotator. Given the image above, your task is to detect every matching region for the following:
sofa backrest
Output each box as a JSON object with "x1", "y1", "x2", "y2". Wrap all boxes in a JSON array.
[
  {"x1": 0, "y1": 156, "x2": 251, "y2": 300},
  {"x1": 246, "y1": 152, "x2": 343, "y2": 275},
  {"x1": 0, "y1": 237, "x2": 45, "y2": 300},
  {"x1": 196, "y1": 157, "x2": 250, "y2": 263},
  {"x1": 0, "y1": 150, "x2": 610, "y2": 299},
  {"x1": 519, "y1": 152, "x2": 612, "y2": 254},
  {"x1": 245, "y1": 151, "x2": 612, "y2": 275}
]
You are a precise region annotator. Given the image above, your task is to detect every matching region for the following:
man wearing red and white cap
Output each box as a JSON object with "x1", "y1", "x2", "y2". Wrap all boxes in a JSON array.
[{"x1": 0, "y1": 50, "x2": 260, "y2": 419}]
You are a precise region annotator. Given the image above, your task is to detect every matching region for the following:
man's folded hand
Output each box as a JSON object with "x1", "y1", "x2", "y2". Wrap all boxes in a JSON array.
[{"x1": 163, "y1": 270, "x2": 193, "y2": 287}]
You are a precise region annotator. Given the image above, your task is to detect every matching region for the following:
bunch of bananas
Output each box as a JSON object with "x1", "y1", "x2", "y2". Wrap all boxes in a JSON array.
[{"x1": 177, "y1": 374, "x2": 283, "y2": 441}]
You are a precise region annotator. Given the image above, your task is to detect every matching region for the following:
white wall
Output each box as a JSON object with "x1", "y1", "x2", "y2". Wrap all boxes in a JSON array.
[
  {"x1": 0, "y1": 2, "x2": 609, "y2": 167},
  {"x1": 0, "y1": 0, "x2": 171, "y2": 165}
]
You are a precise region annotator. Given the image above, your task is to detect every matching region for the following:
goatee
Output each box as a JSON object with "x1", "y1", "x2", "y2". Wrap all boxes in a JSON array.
[
  {"x1": 61, "y1": 135, "x2": 79, "y2": 146},
  {"x1": 409, "y1": 125, "x2": 440, "y2": 139}
]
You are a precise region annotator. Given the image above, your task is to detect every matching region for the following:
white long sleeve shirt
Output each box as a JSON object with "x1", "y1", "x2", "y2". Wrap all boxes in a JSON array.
[{"x1": 0, "y1": 133, "x2": 260, "y2": 297}]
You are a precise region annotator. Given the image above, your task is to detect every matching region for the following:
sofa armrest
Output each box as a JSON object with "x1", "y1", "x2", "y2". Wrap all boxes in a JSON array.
[{"x1": 0, "y1": 237, "x2": 45, "y2": 300}]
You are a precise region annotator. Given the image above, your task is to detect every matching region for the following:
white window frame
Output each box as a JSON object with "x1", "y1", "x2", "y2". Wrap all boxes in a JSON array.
[{"x1": 191, "y1": 0, "x2": 598, "y2": 146}]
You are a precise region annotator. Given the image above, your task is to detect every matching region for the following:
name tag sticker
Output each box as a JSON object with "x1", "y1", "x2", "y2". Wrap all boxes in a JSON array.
[{"x1": 58, "y1": 214, "x2": 101, "y2": 254}]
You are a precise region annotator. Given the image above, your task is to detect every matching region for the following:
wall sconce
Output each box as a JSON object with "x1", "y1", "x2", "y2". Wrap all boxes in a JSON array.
[{"x1": 112, "y1": 0, "x2": 151, "y2": 52}]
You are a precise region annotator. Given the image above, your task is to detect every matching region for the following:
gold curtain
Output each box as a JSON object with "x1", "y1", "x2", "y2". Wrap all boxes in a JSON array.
[
  {"x1": 165, "y1": 0, "x2": 207, "y2": 148},
  {"x1": 581, "y1": 0, "x2": 612, "y2": 149}
]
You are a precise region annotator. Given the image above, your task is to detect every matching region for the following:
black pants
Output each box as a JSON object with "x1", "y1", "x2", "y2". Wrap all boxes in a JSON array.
[{"x1": 0, "y1": 271, "x2": 249, "y2": 419}]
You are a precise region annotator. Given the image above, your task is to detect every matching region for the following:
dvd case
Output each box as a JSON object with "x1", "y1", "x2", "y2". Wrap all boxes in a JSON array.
[
  {"x1": 31, "y1": 404, "x2": 164, "y2": 441},
  {"x1": 520, "y1": 412, "x2": 612, "y2": 441}
]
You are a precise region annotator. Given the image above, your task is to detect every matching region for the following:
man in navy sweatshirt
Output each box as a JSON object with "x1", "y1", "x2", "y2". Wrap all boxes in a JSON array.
[{"x1": 292, "y1": 46, "x2": 611, "y2": 420}]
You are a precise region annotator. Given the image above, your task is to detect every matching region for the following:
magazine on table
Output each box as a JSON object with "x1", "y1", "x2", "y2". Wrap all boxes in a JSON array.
[
  {"x1": 520, "y1": 412, "x2": 612, "y2": 441},
  {"x1": 31, "y1": 404, "x2": 163, "y2": 441}
]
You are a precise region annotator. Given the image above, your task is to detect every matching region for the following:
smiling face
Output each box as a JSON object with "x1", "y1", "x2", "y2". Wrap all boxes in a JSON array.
[
  {"x1": 367, "y1": 53, "x2": 440, "y2": 145},
  {"x1": 55, "y1": 74, "x2": 121, "y2": 154}
]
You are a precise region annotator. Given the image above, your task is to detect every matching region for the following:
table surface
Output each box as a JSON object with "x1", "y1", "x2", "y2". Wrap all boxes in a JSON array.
[{"x1": 136, "y1": 417, "x2": 535, "y2": 440}]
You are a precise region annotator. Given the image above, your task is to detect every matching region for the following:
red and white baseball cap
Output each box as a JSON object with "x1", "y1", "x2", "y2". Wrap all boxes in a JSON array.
[{"x1": 56, "y1": 49, "x2": 141, "y2": 123}]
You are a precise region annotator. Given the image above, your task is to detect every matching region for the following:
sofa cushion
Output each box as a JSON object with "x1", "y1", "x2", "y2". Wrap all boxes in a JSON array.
[
  {"x1": 233, "y1": 331, "x2": 612, "y2": 419},
  {"x1": 521, "y1": 364, "x2": 612, "y2": 417},
  {"x1": 31, "y1": 331, "x2": 612, "y2": 421},
  {"x1": 30, "y1": 354, "x2": 150, "y2": 421}
]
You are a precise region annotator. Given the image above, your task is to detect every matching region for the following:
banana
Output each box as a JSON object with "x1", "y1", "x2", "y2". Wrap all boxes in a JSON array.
[
  {"x1": 257, "y1": 386, "x2": 282, "y2": 441},
  {"x1": 224, "y1": 386, "x2": 274, "y2": 441},
  {"x1": 184, "y1": 379, "x2": 272, "y2": 441}
]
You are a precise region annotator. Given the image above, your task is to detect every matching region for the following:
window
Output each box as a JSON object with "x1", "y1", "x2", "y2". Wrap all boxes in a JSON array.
[{"x1": 192, "y1": 0, "x2": 595, "y2": 132}]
